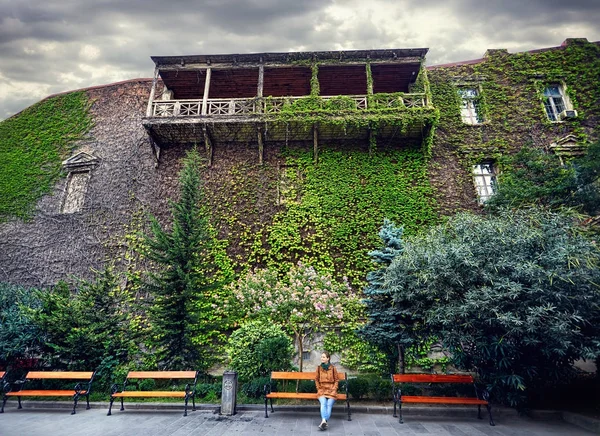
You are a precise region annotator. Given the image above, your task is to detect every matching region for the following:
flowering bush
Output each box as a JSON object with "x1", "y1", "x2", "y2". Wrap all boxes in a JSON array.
[{"x1": 225, "y1": 262, "x2": 363, "y2": 371}]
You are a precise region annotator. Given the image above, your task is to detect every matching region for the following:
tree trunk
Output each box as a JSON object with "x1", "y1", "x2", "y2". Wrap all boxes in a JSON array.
[{"x1": 398, "y1": 344, "x2": 405, "y2": 374}]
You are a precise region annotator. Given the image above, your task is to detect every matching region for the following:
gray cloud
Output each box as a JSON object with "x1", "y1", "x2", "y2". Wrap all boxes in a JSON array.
[{"x1": 1, "y1": 0, "x2": 599, "y2": 120}]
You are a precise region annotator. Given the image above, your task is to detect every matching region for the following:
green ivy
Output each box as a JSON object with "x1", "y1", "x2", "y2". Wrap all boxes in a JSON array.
[
  {"x1": 0, "y1": 92, "x2": 92, "y2": 221},
  {"x1": 257, "y1": 146, "x2": 438, "y2": 287}
]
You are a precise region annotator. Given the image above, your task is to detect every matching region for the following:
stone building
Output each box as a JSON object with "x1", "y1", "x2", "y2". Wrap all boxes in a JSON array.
[{"x1": 0, "y1": 38, "x2": 598, "y2": 288}]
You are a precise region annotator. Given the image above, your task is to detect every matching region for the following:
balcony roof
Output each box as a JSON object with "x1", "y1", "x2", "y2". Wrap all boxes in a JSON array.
[
  {"x1": 150, "y1": 48, "x2": 429, "y2": 69},
  {"x1": 151, "y1": 49, "x2": 428, "y2": 101}
]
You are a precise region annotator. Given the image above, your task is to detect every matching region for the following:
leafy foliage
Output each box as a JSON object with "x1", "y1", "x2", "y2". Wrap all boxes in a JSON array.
[
  {"x1": 0, "y1": 92, "x2": 92, "y2": 221},
  {"x1": 378, "y1": 209, "x2": 600, "y2": 408},
  {"x1": 27, "y1": 268, "x2": 136, "y2": 374},
  {"x1": 226, "y1": 320, "x2": 294, "y2": 381},
  {"x1": 487, "y1": 140, "x2": 600, "y2": 215},
  {"x1": 144, "y1": 148, "x2": 229, "y2": 370},
  {"x1": 0, "y1": 283, "x2": 42, "y2": 368},
  {"x1": 226, "y1": 262, "x2": 362, "y2": 371},
  {"x1": 258, "y1": 148, "x2": 438, "y2": 287}
]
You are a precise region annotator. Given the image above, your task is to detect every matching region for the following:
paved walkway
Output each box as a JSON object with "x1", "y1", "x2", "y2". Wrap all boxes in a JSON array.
[{"x1": 0, "y1": 403, "x2": 596, "y2": 436}]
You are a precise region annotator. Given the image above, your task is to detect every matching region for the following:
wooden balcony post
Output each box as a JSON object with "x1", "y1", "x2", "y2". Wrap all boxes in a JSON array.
[
  {"x1": 146, "y1": 66, "x2": 159, "y2": 117},
  {"x1": 201, "y1": 68, "x2": 212, "y2": 115},
  {"x1": 257, "y1": 125, "x2": 264, "y2": 165},
  {"x1": 257, "y1": 64, "x2": 264, "y2": 113},
  {"x1": 203, "y1": 126, "x2": 213, "y2": 166}
]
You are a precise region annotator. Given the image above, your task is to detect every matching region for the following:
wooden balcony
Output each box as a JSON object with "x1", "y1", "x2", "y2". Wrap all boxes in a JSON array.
[
  {"x1": 148, "y1": 94, "x2": 428, "y2": 118},
  {"x1": 143, "y1": 93, "x2": 434, "y2": 151}
]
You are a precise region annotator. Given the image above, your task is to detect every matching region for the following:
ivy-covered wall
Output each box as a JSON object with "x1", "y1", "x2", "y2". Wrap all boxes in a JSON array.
[
  {"x1": 427, "y1": 38, "x2": 600, "y2": 215},
  {"x1": 0, "y1": 39, "x2": 598, "y2": 288}
]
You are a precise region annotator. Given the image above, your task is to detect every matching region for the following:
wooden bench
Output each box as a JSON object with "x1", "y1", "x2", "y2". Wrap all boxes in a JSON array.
[
  {"x1": 0, "y1": 371, "x2": 7, "y2": 399},
  {"x1": 108, "y1": 371, "x2": 200, "y2": 416},
  {"x1": 1, "y1": 370, "x2": 96, "y2": 415},
  {"x1": 264, "y1": 371, "x2": 351, "y2": 421},
  {"x1": 392, "y1": 374, "x2": 494, "y2": 426}
]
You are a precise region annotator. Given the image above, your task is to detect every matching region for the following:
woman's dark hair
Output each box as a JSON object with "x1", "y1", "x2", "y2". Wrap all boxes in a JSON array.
[{"x1": 322, "y1": 351, "x2": 331, "y2": 361}]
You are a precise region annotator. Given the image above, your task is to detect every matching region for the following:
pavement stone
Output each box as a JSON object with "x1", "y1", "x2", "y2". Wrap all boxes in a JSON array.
[{"x1": 0, "y1": 401, "x2": 597, "y2": 436}]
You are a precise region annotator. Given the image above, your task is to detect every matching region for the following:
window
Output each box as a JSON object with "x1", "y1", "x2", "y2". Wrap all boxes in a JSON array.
[
  {"x1": 61, "y1": 171, "x2": 91, "y2": 213},
  {"x1": 543, "y1": 85, "x2": 566, "y2": 121},
  {"x1": 473, "y1": 162, "x2": 496, "y2": 204},
  {"x1": 302, "y1": 351, "x2": 311, "y2": 361},
  {"x1": 60, "y1": 151, "x2": 99, "y2": 214},
  {"x1": 458, "y1": 88, "x2": 483, "y2": 124}
]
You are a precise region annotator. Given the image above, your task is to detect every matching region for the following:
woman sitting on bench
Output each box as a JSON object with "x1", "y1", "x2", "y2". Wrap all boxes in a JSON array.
[{"x1": 315, "y1": 351, "x2": 339, "y2": 431}]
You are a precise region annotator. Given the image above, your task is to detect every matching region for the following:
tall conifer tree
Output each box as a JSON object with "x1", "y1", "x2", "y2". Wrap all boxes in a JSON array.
[
  {"x1": 145, "y1": 148, "x2": 221, "y2": 370},
  {"x1": 360, "y1": 219, "x2": 416, "y2": 373}
]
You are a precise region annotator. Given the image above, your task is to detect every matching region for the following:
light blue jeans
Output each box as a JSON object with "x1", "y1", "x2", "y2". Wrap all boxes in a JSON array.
[{"x1": 318, "y1": 396, "x2": 335, "y2": 421}]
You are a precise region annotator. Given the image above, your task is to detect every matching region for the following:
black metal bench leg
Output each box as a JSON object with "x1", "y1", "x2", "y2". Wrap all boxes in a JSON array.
[
  {"x1": 192, "y1": 395, "x2": 196, "y2": 411},
  {"x1": 120, "y1": 397, "x2": 124, "y2": 411},
  {"x1": 393, "y1": 399, "x2": 397, "y2": 418},
  {"x1": 487, "y1": 404, "x2": 495, "y2": 426},
  {"x1": 264, "y1": 397, "x2": 269, "y2": 418},
  {"x1": 72, "y1": 393, "x2": 80, "y2": 415},
  {"x1": 86, "y1": 394, "x2": 91, "y2": 410},
  {"x1": 1, "y1": 395, "x2": 7, "y2": 413},
  {"x1": 107, "y1": 396, "x2": 114, "y2": 416},
  {"x1": 184, "y1": 395, "x2": 189, "y2": 417},
  {"x1": 17, "y1": 397, "x2": 22, "y2": 409},
  {"x1": 346, "y1": 399, "x2": 351, "y2": 421},
  {"x1": 270, "y1": 398, "x2": 274, "y2": 413},
  {"x1": 399, "y1": 401, "x2": 403, "y2": 424},
  {"x1": 478, "y1": 404, "x2": 482, "y2": 419}
]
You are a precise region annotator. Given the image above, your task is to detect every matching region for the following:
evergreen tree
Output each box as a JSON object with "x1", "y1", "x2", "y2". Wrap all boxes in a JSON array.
[
  {"x1": 381, "y1": 209, "x2": 600, "y2": 407},
  {"x1": 144, "y1": 148, "x2": 223, "y2": 370},
  {"x1": 360, "y1": 219, "x2": 417, "y2": 373}
]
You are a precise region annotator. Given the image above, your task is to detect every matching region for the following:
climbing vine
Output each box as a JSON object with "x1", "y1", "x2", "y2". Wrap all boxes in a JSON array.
[{"x1": 0, "y1": 92, "x2": 93, "y2": 221}]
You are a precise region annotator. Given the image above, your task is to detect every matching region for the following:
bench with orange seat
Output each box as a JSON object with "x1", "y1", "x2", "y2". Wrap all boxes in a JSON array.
[
  {"x1": 0, "y1": 371, "x2": 8, "y2": 400},
  {"x1": 264, "y1": 371, "x2": 351, "y2": 421},
  {"x1": 1, "y1": 370, "x2": 96, "y2": 415},
  {"x1": 392, "y1": 373, "x2": 494, "y2": 426},
  {"x1": 108, "y1": 370, "x2": 199, "y2": 417}
]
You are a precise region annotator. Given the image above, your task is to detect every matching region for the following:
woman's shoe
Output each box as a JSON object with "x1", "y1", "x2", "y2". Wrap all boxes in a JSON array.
[{"x1": 318, "y1": 422, "x2": 326, "y2": 431}]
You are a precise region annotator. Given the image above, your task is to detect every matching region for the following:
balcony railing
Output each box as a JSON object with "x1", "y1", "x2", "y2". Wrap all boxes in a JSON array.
[{"x1": 149, "y1": 94, "x2": 429, "y2": 118}]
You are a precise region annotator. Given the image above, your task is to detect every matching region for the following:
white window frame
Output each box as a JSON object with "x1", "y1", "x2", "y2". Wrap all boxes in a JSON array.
[
  {"x1": 473, "y1": 162, "x2": 497, "y2": 204},
  {"x1": 543, "y1": 83, "x2": 571, "y2": 122},
  {"x1": 458, "y1": 87, "x2": 483, "y2": 125}
]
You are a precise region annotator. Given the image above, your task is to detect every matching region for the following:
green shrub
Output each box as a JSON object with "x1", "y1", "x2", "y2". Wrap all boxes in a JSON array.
[
  {"x1": 226, "y1": 320, "x2": 294, "y2": 381},
  {"x1": 196, "y1": 382, "x2": 222, "y2": 400},
  {"x1": 347, "y1": 376, "x2": 369, "y2": 399},
  {"x1": 241, "y1": 376, "x2": 272, "y2": 399},
  {"x1": 367, "y1": 376, "x2": 392, "y2": 401}
]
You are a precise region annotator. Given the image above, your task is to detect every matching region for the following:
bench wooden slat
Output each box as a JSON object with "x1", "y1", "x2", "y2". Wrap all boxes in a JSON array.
[
  {"x1": 126, "y1": 371, "x2": 197, "y2": 379},
  {"x1": 392, "y1": 374, "x2": 474, "y2": 383},
  {"x1": 401, "y1": 395, "x2": 487, "y2": 405},
  {"x1": 266, "y1": 392, "x2": 348, "y2": 400},
  {"x1": 6, "y1": 390, "x2": 88, "y2": 396},
  {"x1": 25, "y1": 371, "x2": 94, "y2": 380},
  {"x1": 112, "y1": 391, "x2": 187, "y2": 398},
  {"x1": 270, "y1": 371, "x2": 348, "y2": 381},
  {"x1": 270, "y1": 371, "x2": 317, "y2": 380}
]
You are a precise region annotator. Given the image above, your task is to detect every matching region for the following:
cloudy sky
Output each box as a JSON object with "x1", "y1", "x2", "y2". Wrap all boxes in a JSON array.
[{"x1": 1, "y1": 0, "x2": 599, "y2": 120}]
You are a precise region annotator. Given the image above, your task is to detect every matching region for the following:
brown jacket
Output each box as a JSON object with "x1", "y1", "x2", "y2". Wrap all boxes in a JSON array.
[{"x1": 315, "y1": 364, "x2": 339, "y2": 398}]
